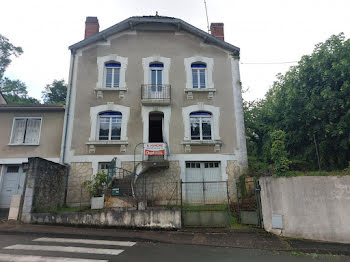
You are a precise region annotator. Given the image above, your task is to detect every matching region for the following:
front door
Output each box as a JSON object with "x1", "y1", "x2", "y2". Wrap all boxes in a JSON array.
[
  {"x1": 149, "y1": 113, "x2": 163, "y2": 143},
  {"x1": 0, "y1": 165, "x2": 26, "y2": 208}
]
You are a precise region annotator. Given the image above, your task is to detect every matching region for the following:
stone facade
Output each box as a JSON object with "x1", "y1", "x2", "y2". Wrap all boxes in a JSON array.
[
  {"x1": 21, "y1": 157, "x2": 67, "y2": 222},
  {"x1": 226, "y1": 160, "x2": 241, "y2": 201},
  {"x1": 135, "y1": 161, "x2": 181, "y2": 205},
  {"x1": 66, "y1": 162, "x2": 93, "y2": 206}
]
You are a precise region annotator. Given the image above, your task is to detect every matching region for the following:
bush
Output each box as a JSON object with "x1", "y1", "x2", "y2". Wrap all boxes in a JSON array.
[{"x1": 82, "y1": 171, "x2": 107, "y2": 197}]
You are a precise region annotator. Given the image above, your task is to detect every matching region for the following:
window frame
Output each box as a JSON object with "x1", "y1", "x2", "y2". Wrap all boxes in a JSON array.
[
  {"x1": 89, "y1": 104, "x2": 130, "y2": 143},
  {"x1": 191, "y1": 63, "x2": 207, "y2": 89},
  {"x1": 96, "y1": 54, "x2": 128, "y2": 90},
  {"x1": 98, "y1": 112, "x2": 122, "y2": 141},
  {"x1": 184, "y1": 56, "x2": 214, "y2": 90},
  {"x1": 104, "y1": 62, "x2": 121, "y2": 89},
  {"x1": 189, "y1": 112, "x2": 213, "y2": 141},
  {"x1": 182, "y1": 104, "x2": 221, "y2": 142},
  {"x1": 9, "y1": 117, "x2": 42, "y2": 146}
]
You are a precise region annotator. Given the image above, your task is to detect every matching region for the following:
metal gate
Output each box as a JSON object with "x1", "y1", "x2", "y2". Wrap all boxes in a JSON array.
[
  {"x1": 234, "y1": 178, "x2": 263, "y2": 227},
  {"x1": 181, "y1": 162, "x2": 230, "y2": 227}
]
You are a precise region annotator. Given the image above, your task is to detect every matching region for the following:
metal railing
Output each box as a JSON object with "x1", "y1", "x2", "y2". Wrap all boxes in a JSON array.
[{"x1": 141, "y1": 84, "x2": 171, "y2": 100}]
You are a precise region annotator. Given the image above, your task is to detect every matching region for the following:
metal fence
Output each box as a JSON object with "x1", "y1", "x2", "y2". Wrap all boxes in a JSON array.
[
  {"x1": 141, "y1": 84, "x2": 171, "y2": 100},
  {"x1": 181, "y1": 180, "x2": 229, "y2": 206}
]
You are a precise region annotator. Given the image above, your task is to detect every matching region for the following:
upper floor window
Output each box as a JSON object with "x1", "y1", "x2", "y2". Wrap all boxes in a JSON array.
[
  {"x1": 190, "y1": 111, "x2": 212, "y2": 140},
  {"x1": 150, "y1": 62, "x2": 163, "y2": 90},
  {"x1": 105, "y1": 62, "x2": 121, "y2": 88},
  {"x1": 98, "y1": 112, "x2": 122, "y2": 141},
  {"x1": 10, "y1": 118, "x2": 42, "y2": 145},
  {"x1": 191, "y1": 63, "x2": 206, "y2": 88}
]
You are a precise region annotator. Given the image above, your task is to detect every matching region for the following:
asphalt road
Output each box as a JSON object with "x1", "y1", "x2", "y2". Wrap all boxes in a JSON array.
[{"x1": 0, "y1": 232, "x2": 348, "y2": 262}]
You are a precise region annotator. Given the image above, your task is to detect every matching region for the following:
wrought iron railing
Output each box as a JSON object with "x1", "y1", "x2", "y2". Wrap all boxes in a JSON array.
[{"x1": 141, "y1": 84, "x2": 171, "y2": 100}]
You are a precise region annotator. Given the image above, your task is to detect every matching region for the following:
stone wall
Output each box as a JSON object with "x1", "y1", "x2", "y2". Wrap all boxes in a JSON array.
[
  {"x1": 226, "y1": 160, "x2": 241, "y2": 201},
  {"x1": 135, "y1": 161, "x2": 181, "y2": 205},
  {"x1": 66, "y1": 162, "x2": 93, "y2": 206},
  {"x1": 260, "y1": 176, "x2": 350, "y2": 244},
  {"x1": 21, "y1": 157, "x2": 67, "y2": 222}
]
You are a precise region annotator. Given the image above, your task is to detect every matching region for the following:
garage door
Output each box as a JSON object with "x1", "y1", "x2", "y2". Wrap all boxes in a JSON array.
[
  {"x1": 0, "y1": 165, "x2": 26, "y2": 208},
  {"x1": 185, "y1": 162, "x2": 226, "y2": 204}
]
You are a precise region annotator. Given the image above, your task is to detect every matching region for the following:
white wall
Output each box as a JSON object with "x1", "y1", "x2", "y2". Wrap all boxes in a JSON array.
[{"x1": 260, "y1": 176, "x2": 350, "y2": 243}]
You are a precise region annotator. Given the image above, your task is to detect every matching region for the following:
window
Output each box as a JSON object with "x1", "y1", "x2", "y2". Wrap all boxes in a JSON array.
[
  {"x1": 98, "y1": 112, "x2": 122, "y2": 141},
  {"x1": 104, "y1": 62, "x2": 121, "y2": 88},
  {"x1": 98, "y1": 162, "x2": 110, "y2": 174},
  {"x1": 191, "y1": 63, "x2": 206, "y2": 88},
  {"x1": 150, "y1": 62, "x2": 163, "y2": 93},
  {"x1": 10, "y1": 118, "x2": 41, "y2": 145},
  {"x1": 190, "y1": 112, "x2": 212, "y2": 140}
]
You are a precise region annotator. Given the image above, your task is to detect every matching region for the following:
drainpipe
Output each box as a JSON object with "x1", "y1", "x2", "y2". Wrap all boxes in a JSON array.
[{"x1": 62, "y1": 50, "x2": 76, "y2": 204}]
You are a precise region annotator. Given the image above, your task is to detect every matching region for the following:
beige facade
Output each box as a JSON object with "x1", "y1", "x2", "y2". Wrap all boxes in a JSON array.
[
  {"x1": 0, "y1": 107, "x2": 65, "y2": 160},
  {"x1": 0, "y1": 105, "x2": 65, "y2": 207},
  {"x1": 62, "y1": 16, "x2": 248, "y2": 205}
]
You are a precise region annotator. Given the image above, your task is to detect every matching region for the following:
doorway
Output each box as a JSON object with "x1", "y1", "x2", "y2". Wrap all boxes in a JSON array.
[
  {"x1": 149, "y1": 112, "x2": 164, "y2": 142},
  {"x1": 0, "y1": 165, "x2": 26, "y2": 208}
]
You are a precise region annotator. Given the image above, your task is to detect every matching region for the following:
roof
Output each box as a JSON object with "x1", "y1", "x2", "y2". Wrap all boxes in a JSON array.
[
  {"x1": 0, "y1": 104, "x2": 65, "y2": 111},
  {"x1": 0, "y1": 91, "x2": 7, "y2": 104},
  {"x1": 69, "y1": 16, "x2": 240, "y2": 54}
]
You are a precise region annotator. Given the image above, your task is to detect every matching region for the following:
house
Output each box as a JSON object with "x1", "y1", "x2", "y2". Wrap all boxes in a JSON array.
[
  {"x1": 62, "y1": 15, "x2": 248, "y2": 206},
  {"x1": 0, "y1": 104, "x2": 65, "y2": 208},
  {"x1": 0, "y1": 91, "x2": 7, "y2": 105}
]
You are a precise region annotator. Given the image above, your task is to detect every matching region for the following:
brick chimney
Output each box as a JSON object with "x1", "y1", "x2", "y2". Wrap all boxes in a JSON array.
[
  {"x1": 210, "y1": 23, "x2": 224, "y2": 41},
  {"x1": 85, "y1": 17, "x2": 99, "y2": 39}
]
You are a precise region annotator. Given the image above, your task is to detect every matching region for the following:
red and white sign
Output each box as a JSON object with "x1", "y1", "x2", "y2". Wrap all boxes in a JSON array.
[{"x1": 144, "y1": 143, "x2": 166, "y2": 156}]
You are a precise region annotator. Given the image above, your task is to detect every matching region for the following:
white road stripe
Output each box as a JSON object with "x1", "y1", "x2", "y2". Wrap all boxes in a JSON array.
[
  {"x1": 4, "y1": 245, "x2": 124, "y2": 256},
  {"x1": 0, "y1": 253, "x2": 107, "y2": 262},
  {"x1": 34, "y1": 237, "x2": 136, "y2": 247}
]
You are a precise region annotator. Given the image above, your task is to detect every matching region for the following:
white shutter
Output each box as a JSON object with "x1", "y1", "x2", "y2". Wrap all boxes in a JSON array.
[
  {"x1": 11, "y1": 119, "x2": 26, "y2": 144},
  {"x1": 24, "y1": 119, "x2": 41, "y2": 144}
]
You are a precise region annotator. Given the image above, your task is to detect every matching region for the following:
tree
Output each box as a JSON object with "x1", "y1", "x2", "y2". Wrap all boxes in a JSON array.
[
  {"x1": 42, "y1": 79, "x2": 67, "y2": 104},
  {"x1": 244, "y1": 33, "x2": 350, "y2": 171},
  {"x1": 270, "y1": 130, "x2": 290, "y2": 176},
  {"x1": 0, "y1": 77, "x2": 40, "y2": 104},
  {"x1": 0, "y1": 34, "x2": 23, "y2": 80}
]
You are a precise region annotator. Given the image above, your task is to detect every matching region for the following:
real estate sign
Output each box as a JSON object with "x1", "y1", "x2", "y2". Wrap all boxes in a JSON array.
[{"x1": 144, "y1": 143, "x2": 165, "y2": 156}]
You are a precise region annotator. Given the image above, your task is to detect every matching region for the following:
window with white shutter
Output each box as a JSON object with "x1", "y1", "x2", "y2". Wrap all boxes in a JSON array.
[{"x1": 10, "y1": 118, "x2": 42, "y2": 145}]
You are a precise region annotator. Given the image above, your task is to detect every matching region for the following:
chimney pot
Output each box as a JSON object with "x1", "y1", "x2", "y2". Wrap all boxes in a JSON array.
[
  {"x1": 210, "y1": 23, "x2": 224, "y2": 41},
  {"x1": 85, "y1": 16, "x2": 99, "y2": 39}
]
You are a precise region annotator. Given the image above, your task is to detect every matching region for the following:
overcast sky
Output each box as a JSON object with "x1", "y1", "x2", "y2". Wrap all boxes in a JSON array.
[{"x1": 1, "y1": 0, "x2": 349, "y2": 101}]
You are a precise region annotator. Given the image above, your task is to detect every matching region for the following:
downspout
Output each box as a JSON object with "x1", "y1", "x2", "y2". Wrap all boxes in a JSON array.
[{"x1": 63, "y1": 50, "x2": 76, "y2": 205}]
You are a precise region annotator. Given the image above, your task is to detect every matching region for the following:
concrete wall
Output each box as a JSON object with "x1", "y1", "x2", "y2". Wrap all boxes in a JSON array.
[
  {"x1": 31, "y1": 209, "x2": 181, "y2": 229},
  {"x1": 259, "y1": 176, "x2": 350, "y2": 243}
]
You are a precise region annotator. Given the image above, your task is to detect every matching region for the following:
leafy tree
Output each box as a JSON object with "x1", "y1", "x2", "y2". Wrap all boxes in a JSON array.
[
  {"x1": 270, "y1": 130, "x2": 290, "y2": 176},
  {"x1": 0, "y1": 77, "x2": 40, "y2": 104},
  {"x1": 244, "y1": 33, "x2": 350, "y2": 171},
  {"x1": 42, "y1": 79, "x2": 67, "y2": 104},
  {"x1": 0, "y1": 34, "x2": 23, "y2": 80}
]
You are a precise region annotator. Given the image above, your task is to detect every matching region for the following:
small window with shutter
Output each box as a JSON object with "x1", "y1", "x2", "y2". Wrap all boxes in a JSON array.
[{"x1": 10, "y1": 118, "x2": 42, "y2": 145}]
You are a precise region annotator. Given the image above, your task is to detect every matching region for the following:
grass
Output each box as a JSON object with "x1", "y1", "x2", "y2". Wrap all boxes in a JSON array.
[
  {"x1": 182, "y1": 203, "x2": 229, "y2": 212},
  {"x1": 229, "y1": 214, "x2": 252, "y2": 229}
]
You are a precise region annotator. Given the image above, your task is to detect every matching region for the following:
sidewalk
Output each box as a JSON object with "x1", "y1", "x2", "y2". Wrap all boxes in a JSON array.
[{"x1": 0, "y1": 222, "x2": 349, "y2": 256}]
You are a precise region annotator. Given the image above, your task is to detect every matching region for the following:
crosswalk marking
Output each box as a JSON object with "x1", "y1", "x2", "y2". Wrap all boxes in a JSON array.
[
  {"x1": 4, "y1": 245, "x2": 124, "y2": 256},
  {"x1": 33, "y1": 237, "x2": 136, "y2": 247},
  {"x1": 0, "y1": 253, "x2": 108, "y2": 262}
]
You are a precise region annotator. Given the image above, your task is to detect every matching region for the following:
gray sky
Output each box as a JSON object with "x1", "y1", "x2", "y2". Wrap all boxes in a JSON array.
[{"x1": 1, "y1": 0, "x2": 349, "y2": 101}]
